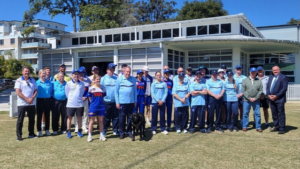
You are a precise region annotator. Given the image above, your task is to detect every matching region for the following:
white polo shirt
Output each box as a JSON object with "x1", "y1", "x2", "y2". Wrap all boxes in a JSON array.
[
  {"x1": 65, "y1": 79, "x2": 85, "y2": 108},
  {"x1": 14, "y1": 76, "x2": 37, "y2": 106}
]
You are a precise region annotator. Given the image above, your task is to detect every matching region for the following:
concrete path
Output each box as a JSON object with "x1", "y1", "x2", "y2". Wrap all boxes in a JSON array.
[{"x1": 0, "y1": 89, "x2": 15, "y2": 111}]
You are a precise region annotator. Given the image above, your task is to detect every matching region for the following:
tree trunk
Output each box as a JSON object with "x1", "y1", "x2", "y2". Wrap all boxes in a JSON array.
[{"x1": 73, "y1": 15, "x2": 77, "y2": 32}]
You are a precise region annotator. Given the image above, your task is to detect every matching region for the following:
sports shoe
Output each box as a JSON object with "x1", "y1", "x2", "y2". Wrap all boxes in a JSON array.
[
  {"x1": 87, "y1": 135, "x2": 92, "y2": 142},
  {"x1": 222, "y1": 124, "x2": 227, "y2": 129},
  {"x1": 74, "y1": 128, "x2": 78, "y2": 133},
  {"x1": 113, "y1": 131, "x2": 120, "y2": 135},
  {"x1": 146, "y1": 121, "x2": 151, "y2": 126},
  {"x1": 77, "y1": 131, "x2": 84, "y2": 138},
  {"x1": 37, "y1": 131, "x2": 43, "y2": 137},
  {"x1": 45, "y1": 130, "x2": 51, "y2": 136},
  {"x1": 83, "y1": 128, "x2": 88, "y2": 133},
  {"x1": 100, "y1": 134, "x2": 107, "y2": 141},
  {"x1": 62, "y1": 131, "x2": 66, "y2": 134},
  {"x1": 128, "y1": 134, "x2": 133, "y2": 139},
  {"x1": 200, "y1": 129, "x2": 206, "y2": 133},
  {"x1": 119, "y1": 135, "x2": 125, "y2": 139},
  {"x1": 189, "y1": 130, "x2": 194, "y2": 134},
  {"x1": 233, "y1": 128, "x2": 239, "y2": 132},
  {"x1": 161, "y1": 130, "x2": 168, "y2": 135},
  {"x1": 278, "y1": 130, "x2": 285, "y2": 134},
  {"x1": 216, "y1": 129, "x2": 224, "y2": 133},
  {"x1": 257, "y1": 129, "x2": 263, "y2": 133},
  {"x1": 28, "y1": 134, "x2": 38, "y2": 138},
  {"x1": 187, "y1": 124, "x2": 190, "y2": 127},
  {"x1": 17, "y1": 136, "x2": 23, "y2": 141},
  {"x1": 152, "y1": 131, "x2": 156, "y2": 135},
  {"x1": 176, "y1": 130, "x2": 181, "y2": 134},
  {"x1": 168, "y1": 127, "x2": 174, "y2": 131},
  {"x1": 206, "y1": 128, "x2": 211, "y2": 133},
  {"x1": 228, "y1": 128, "x2": 233, "y2": 132},
  {"x1": 67, "y1": 131, "x2": 72, "y2": 138},
  {"x1": 242, "y1": 128, "x2": 247, "y2": 132},
  {"x1": 183, "y1": 130, "x2": 188, "y2": 134},
  {"x1": 52, "y1": 131, "x2": 58, "y2": 135},
  {"x1": 265, "y1": 123, "x2": 271, "y2": 130}
]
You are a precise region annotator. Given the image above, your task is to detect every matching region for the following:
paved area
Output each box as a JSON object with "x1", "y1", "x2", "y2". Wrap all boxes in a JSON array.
[{"x1": 0, "y1": 88, "x2": 15, "y2": 111}]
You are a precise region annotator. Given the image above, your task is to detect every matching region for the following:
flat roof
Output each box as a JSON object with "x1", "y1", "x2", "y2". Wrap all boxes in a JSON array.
[
  {"x1": 0, "y1": 19, "x2": 67, "y2": 26},
  {"x1": 257, "y1": 24, "x2": 299, "y2": 29}
]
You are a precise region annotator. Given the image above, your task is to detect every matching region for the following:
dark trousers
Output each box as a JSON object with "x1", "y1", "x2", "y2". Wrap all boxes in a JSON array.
[
  {"x1": 36, "y1": 98, "x2": 51, "y2": 131},
  {"x1": 226, "y1": 101, "x2": 239, "y2": 129},
  {"x1": 52, "y1": 99, "x2": 67, "y2": 132},
  {"x1": 119, "y1": 103, "x2": 134, "y2": 136},
  {"x1": 174, "y1": 106, "x2": 188, "y2": 131},
  {"x1": 190, "y1": 105, "x2": 205, "y2": 131},
  {"x1": 16, "y1": 105, "x2": 36, "y2": 136},
  {"x1": 270, "y1": 101, "x2": 286, "y2": 131},
  {"x1": 104, "y1": 101, "x2": 119, "y2": 133},
  {"x1": 207, "y1": 96, "x2": 222, "y2": 130},
  {"x1": 151, "y1": 103, "x2": 166, "y2": 131},
  {"x1": 165, "y1": 95, "x2": 173, "y2": 128}
]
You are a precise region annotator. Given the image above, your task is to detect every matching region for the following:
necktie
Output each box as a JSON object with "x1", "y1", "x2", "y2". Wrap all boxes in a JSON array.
[{"x1": 270, "y1": 76, "x2": 277, "y2": 94}]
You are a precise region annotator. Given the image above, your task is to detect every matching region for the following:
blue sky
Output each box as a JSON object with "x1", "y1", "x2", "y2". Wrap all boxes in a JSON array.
[{"x1": 0, "y1": 0, "x2": 299, "y2": 32}]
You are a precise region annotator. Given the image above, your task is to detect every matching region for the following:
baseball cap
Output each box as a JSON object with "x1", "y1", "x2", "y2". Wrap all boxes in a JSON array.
[
  {"x1": 227, "y1": 71, "x2": 233, "y2": 76},
  {"x1": 164, "y1": 69, "x2": 170, "y2": 74},
  {"x1": 221, "y1": 64, "x2": 227, "y2": 69},
  {"x1": 195, "y1": 71, "x2": 201, "y2": 75},
  {"x1": 79, "y1": 66, "x2": 86, "y2": 71},
  {"x1": 178, "y1": 72, "x2": 185, "y2": 77},
  {"x1": 92, "y1": 66, "x2": 99, "y2": 71},
  {"x1": 107, "y1": 63, "x2": 117, "y2": 69},
  {"x1": 218, "y1": 69, "x2": 225, "y2": 73},
  {"x1": 198, "y1": 66, "x2": 209, "y2": 73},
  {"x1": 72, "y1": 69, "x2": 79, "y2": 74},
  {"x1": 186, "y1": 67, "x2": 192, "y2": 71},
  {"x1": 250, "y1": 67, "x2": 257, "y2": 72},
  {"x1": 257, "y1": 66, "x2": 264, "y2": 70},
  {"x1": 210, "y1": 70, "x2": 218, "y2": 75},
  {"x1": 142, "y1": 66, "x2": 150, "y2": 72},
  {"x1": 137, "y1": 70, "x2": 143, "y2": 74},
  {"x1": 60, "y1": 63, "x2": 66, "y2": 67},
  {"x1": 235, "y1": 65, "x2": 242, "y2": 69}
]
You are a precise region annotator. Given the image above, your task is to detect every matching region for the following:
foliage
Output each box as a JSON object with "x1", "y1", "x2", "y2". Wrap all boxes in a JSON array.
[
  {"x1": 176, "y1": 0, "x2": 228, "y2": 20},
  {"x1": 287, "y1": 18, "x2": 300, "y2": 24},
  {"x1": 21, "y1": 26, "x2": 36, "y2": 40},
  {"x1": 0, "y1": 57, "x2": 34, "y2": 79}
]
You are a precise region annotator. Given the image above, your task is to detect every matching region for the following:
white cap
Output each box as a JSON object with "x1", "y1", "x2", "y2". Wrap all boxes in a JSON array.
[
  {"x1": 218, "y1": 69, "x2": 225, "y2": 73},
  {"x1": 142, "y1": 66, "x2": 150, "y2": 72}
]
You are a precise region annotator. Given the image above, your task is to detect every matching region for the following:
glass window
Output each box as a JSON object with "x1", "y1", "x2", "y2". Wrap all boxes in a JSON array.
[
  {"x1": 98, "y1": 36, "x2": 102, "y2": 43},
  {"x1": 72, "y1": 38, "x2": 78, "y2": 45},
  {"x1": 143, "y1": 31, "x2": 151, "y2": 39},
  {"x1": 173, "y1": 28, "x2": 179, "y2": 37},
  {"x1": 80, "y1": 37, "x2": 86, "y2": 44},
  {"x1": 210, "y1": 56, "x2": 221, "y2": 61},
  {"x1": 180, "y1": 52, "x2": 184, "y2": 56},
  {"x1": 174, "y1": 51, "x2": 179, "y2": 55},
  {"x1": 131, "y1": 32, "x2": 135, "y2": 41},
  {"x1": 281, "y1": 71, "x2": 294, "y2": 75},
  {"x1": 10, "y1": 38, "x2": 15, "y2": 44},
  {"x1": 198, "y1": 26, "x2": 207, "y2": 35},
  {"x1": 240, "y1": 24, "x2": 243, "y2": 34},
  {"x1": 168, "y1": 62, "x2": 173, "y2": 68},
  {"x1": 199, "y1": 56, "x2": 209, "y2": 61},
  {"x1": 168, "y1": 54, "x2": 173, "y2": 61},
  {"x1": 189, "y1": 57, "x2": 198, "y2": 62},
  {"x1": 221, "y1": 23, "x2": 231, "y2": 33},
  {"x1": 250, "y1": 58, "x2": 264, "y2": 64},
  {"x1": 180, "y1": 57, "x2": 184, "y2": 62},
  {"x1": 152, "y1": 30, "x2": 161, "y2": 39},
  {"x1": 198, "y1": 50, "x2": 211, "y2": 56},
  {"x1": 221, "y1": 49, "x2": 232, "y2": 55},
  {"x1": 174, "y1": 63, "x2": 179, "y2": 68},
  {"x1": 250, "y1": 54, "x2": 264, "y2": 58},
  {"x1": 221, "y1": 63, "x2": 232, "y2": 68},
  {"x1": 188, "y1": 51, "x2": 198, "y2": 56},
  {"x1": 209, "y1": 25, "x2": 219, "y2": 34},
  {"x1": 189, "y1": 64, "x2": 198, "y2": 68},
  {"x1": 288, "y1": 77, "x2": 295, "y2": 82},
  {"x1": 221, "y1": 56, "x2": 232, "y2": 61},
  {"x1": 87, "y1": 36, "x2": 94, "y2": 44},
  {"x1": 174, "y1": 56, "x2": 179, "y2": 62},
  {"x1": 105, "y1": 35, "x2": 112, "y2": 43},
  {"x1": 244, "y1": 28, "x2": 249, "y2": 36},
  {"x1": 163, "y1": 29, "x2": 171, "y2": 38},
  {"x1": 122, "y1": 33, "x2": 130, "y2": 41},
  {"x1": 114, "y1": 34, "x2": 121, "y2": 42},
  {"x1": 210, "y1": 63, "x2": 220, "y2": 68},
  {"x1": 187, "y1": 27, "x2": 196, "y2": 36},
  {"x1": 168, "y1": 49, "x2": 173, "y2": 54}
]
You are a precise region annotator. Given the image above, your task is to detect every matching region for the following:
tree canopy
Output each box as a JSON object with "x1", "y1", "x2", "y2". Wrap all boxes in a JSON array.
[{"x1": 287, "y1": 18, "x2": 300, "y2": 24}]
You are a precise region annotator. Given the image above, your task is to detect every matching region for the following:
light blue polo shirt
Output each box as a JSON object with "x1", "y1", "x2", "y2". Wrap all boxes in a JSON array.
[
  {"x1": 115, "y1": 75, "x2": 137, "y2": 104},
  {"x1": 151, "y1": 81, "x2": 168, "y2": 103},
  {"x1": 206, "y1": 78, "x2": 224, "y2": 95},
  {"x1": 172, "y1": 82, "x2": 190, "y2": 108},
  {"x1": 189, "y1": 81, "x2": 206, "y2": 106},
  {"x1": 100, "y1": 74, "x2": 117, "y2": 102},
  {"x1": 233, "y1": 74, "x2": 247, "y2": 94},
  {"x1": 173, "y1": 75, "x2": 190, "y2": 88},
  {"x1": 223, "y1": 80, "x2": 238, "y2": 102},
  {"x1": 36, "y1": 79, "x2": 53, "y2": 98},
  {"x1": 53, "y1": 80, "x2": 67, "y2": 100},
  {"x1": 14, "y1": 76, "x2": 37, "y2": 106}
]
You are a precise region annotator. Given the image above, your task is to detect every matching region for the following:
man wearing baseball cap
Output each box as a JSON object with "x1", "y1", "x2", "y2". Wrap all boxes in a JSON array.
[
  {"x1": 54, "y1": 64, "x2": 71, "y2": 82},
  {"x1": 221, "y1": 64, "x2": 228, "y2": 78},
  {"x1": 163, "y1": 65, "x2": 173, "y2": 80},
  {"x1": 206, "y1": 70, "x2": 225, "y2": 133},
  {"x1": 242, "y1": 67, "x2": 263, "y2": 132},
  {"x1": 118, "y1": 64, "x2": 128, "y2": 77},
  {"x1": 218, "y1": 68, "x2": 227, "y2": 129},
  {"x1": 142, "y1": 65, "x2": 153, "y2": 126},
  {"x1": 198, "y1": 66, "x2": 210, "y2": 125},
  {"x1": 88, "y1": 66, "x2": 99, "y2": 82},
  {"x1": 162, "y1": 69, "x2": 174, "y2": 131},
  {"x1": 233, "y1": 65, "x2": 247, "y2": 127}
]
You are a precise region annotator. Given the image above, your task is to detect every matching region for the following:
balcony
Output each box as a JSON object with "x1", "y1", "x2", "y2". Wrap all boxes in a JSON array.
[
  {"x1": 21, "y1": 53, "x2": 38, "y2": 59},
  {"x1": 21, "y1": 42, "x2": 51, "y2": 49}
]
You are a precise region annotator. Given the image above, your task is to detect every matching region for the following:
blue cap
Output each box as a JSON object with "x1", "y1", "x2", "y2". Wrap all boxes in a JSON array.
[
  {"x1": 92, "y1": 66, "x2": 98, "y2": 71},
  {"x1": 107, "y1": 63, "x2": 117, "y2": 69},
  {"x1": 198, "y1": 66, "x2": 209, "y2": 73},
  {"x1": 137, "y1": 70, "x2": 143, "y2": 74},
  {"x1": 210, "y1": 70, "x2": 218, "y2": 75},
  {"x1": 164, "y1": 69, "x2": 170, "y2": 74},
  {"x1": 195, "y1": 71, "x2": 201, "y2": 75},
  {"x1": 257, "y1": 66, "x2": 263, "y2": 70},
  {"x1": 235, "y1": 65, "x2": 242, "y2": 69},
  {"x1": 72, "y1": 69, "x2": 79, "y2": 74},
  {"x1": 79, "y1": 66, "x2": 86, "y2": 71},
  {"x1": 221, "y1": 64, "x2": 227, "y2": 69},
  {"x1": 250, "y1": 67, "x2": 257, "y2": 72},
  {"x1": 227, "y1": 71, "x2": 233, "y2": 76},
  {"x1": 178, "y1": 72, "x2": 185, "y2": 78}
]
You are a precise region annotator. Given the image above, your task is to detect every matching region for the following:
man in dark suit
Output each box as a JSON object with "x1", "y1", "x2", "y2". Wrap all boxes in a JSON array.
[{"x1": 266, "y1": 66, "x2": 288, "y2": 134}]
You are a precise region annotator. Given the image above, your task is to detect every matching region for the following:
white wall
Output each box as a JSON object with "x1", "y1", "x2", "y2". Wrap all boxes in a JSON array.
[{"x1": 258, "y1": 26, "x2": 299, "y2": 41}]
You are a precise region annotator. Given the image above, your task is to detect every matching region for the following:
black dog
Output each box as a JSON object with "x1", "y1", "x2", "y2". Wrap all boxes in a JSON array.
[{"x1": 131, "y1": 113, "x2": 146, "y2": 141}]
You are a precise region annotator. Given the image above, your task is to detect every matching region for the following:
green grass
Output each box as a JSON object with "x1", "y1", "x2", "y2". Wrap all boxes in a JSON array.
[{"x1": 0, "y1": 103, "x2": 299, "y2": 169}]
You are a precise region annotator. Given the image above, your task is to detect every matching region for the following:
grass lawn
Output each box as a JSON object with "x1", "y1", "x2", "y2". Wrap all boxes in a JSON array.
[{"x1": 0, "y1": 103, "x2": 299, "y2": 169}]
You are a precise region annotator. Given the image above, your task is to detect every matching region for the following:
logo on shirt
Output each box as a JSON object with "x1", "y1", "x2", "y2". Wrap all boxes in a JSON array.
[{"x1": 93, "y1": 93, "x2": 103, "y2": 97}]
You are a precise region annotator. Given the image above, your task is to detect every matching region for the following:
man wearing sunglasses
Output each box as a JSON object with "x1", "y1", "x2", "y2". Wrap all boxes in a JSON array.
[{"x1": 15, "y1": 66, "x2": 38, "y2": 141}]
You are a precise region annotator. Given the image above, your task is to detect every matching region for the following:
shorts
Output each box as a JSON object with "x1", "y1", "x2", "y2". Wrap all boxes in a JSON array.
[
  {"x1": 88, "y1": 109, "x2": 106, "y2": 117},
  {"x1": 145, "y1": 96, "x2": 152, "y2": 106},
  {"x1": 66, "y1": 107, "x2": 84, "y2": 117},
  {"x1": 260, "y1": 98, "x2": 269, "y2": 109},
  {"x1": 238, "y1": 98, "x2": 244, "y2": 107}
]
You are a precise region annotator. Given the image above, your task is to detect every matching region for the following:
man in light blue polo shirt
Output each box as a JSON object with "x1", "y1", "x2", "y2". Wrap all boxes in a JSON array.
[
  {"x1": 206, "y1": 70, "x2": 225, "y2": 133},
  {"x1": 115, "y1": 66, "x2": 137, "y2": 139},
  {"x1": 101, "y1": 63, "x2": 119, "y2": 135},
  {"x1": 173, "y1": 67, "x2": 190, "y2": 86},
  {"x1": 15, "y1": 66, "x2": 38, "y2": 141}
]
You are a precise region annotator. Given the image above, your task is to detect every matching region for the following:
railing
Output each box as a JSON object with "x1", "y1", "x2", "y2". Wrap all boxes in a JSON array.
[
  {"x1": 287, "y1": 84, "x2": 300, "y2": 101},
  {"x1": 21, "y1": 42, "x2": 51, "y2": 48},
  {"x1": 21, "y1": 53, "x2": 38, "y2": 58}
]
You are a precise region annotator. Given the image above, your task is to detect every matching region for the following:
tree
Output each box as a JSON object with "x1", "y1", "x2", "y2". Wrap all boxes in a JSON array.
[
  {"x1": 287, "y1": 18, "x2": 300, "y2": 24},
  {"x1": 21, "y1": 26, "x2": 36, "y2": 40},
  {"x1": 23, "y1": 0, "x2": 101, "y2": 32},
  {"x1": 176, "y1": 0, "x2": 228, "y2": 21}
]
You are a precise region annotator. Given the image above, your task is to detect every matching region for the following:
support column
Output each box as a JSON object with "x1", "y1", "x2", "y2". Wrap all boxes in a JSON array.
[
  {"x1": 232, "y1": 47, "x2": 241, "y2": 73},
  {"x1": 184, "y1": 50, "x2": 189, "y2": 69},
  {"x1": 114, "y1": 47, "x2": 118, "y2": 72},
  {"x1": 295, "y1": 50, "x2": 300, "y2": 84}
]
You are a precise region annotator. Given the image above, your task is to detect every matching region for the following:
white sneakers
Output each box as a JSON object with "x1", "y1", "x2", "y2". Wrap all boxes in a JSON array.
[
  {"x1": 100, "y1": 134, "x2": 107, "y2": 141},
  {"x1": 177, "y1": 130, "x2": 181, "y2": 134},
  {"x1": 74, "y1": 128, "x2": 78, "y2": 133},
  {"x1": 62, "y1": 131, "x2": 66, "y2": 134},
  {"x1": 83, "y1": 128, "x2": 88, "y2": 133},
  {"x1": 161, "y1": 130, "x2": 168, "y2": 135},
  {"x1": 152, "y1": 131, "x2": 156, "y2": 135},
  {"x1": 183, "y1": 130, "x2": 188, "y2": 134},
  {"x1": 45, "y1": 130, "x2": 51, "y2": 136},
  {"x1": 87, "y1": 135, "x2": 92, "y2": 142},
  {"x1": 37, "y1": 131, "x2": 43, "y2": 137}
]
